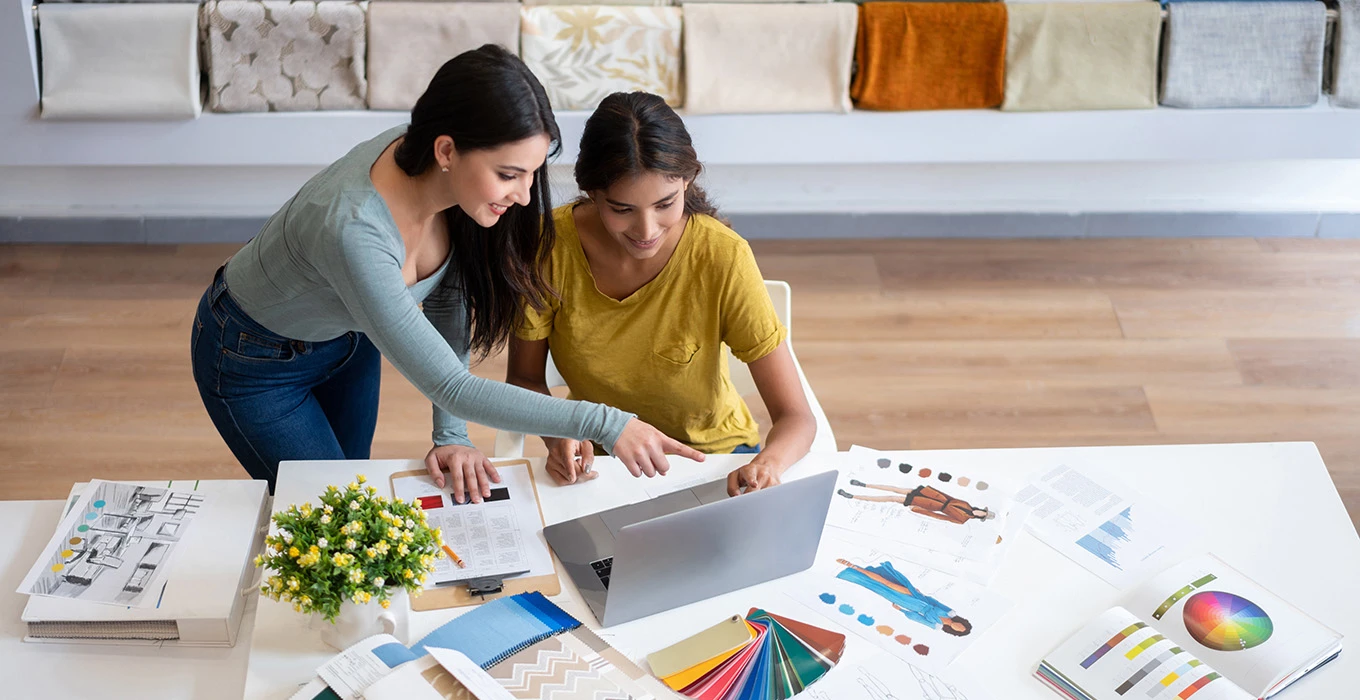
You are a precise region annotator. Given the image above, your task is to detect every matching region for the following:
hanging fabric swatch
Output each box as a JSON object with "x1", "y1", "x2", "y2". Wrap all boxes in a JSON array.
[
  {"x1": 202, "y1": 1, "x2": 368, "y2": 113},
  {"x1": 1003, "y1": 3, "x2": 1162, "y2": 111},
  {"x1": 520, "y1": 6, "x2": 683, "y2": 111},
  {"x1": 683, "y1": 3, "x2": 857, "y2": 114},
  {"x1": 522, "y1": 0, "x2": 671, "y2": 5},
  {"x1": 852, "y1": 3, "x2": 1008, "y2": 111},
  {"x1": 38, "y1": 4, "x2": 201, "y2": 119},
  {"x1": 367, "y1": 3, "x2": 521, "y2": 111},
  {"x1": 1334, "y1": 0, "x2": 1360, "y2": 107},
  {"x1": 1160, "y1": 2, "x2": 1326, "y2": 108}
]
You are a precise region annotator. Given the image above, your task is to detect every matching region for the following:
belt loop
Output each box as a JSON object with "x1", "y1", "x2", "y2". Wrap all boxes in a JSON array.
[{"x1": 209, "y1": 265, "x2": 230, "y2": 304}]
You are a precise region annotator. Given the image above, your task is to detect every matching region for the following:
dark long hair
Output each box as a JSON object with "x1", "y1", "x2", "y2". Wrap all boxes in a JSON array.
[
  {"x1": 574, "y1": 92, "x2": 723, "y2": 222},
  {"x1": 395, "y1": 45, "x2": 560, "y2": 359}
]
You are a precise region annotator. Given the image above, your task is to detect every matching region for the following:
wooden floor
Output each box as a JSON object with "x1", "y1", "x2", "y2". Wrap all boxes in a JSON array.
[{"x1": 2, "y1": 239, "x2": 1358, "y2": 530}]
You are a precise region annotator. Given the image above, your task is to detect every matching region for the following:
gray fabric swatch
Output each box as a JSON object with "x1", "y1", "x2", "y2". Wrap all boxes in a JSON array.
[
  {"x1": 1334, "y1": 0, "x2": 1360, "y2": 106},
  {"x1": 1161, "y1": 2, "x2": 1326, "y2": 108}
]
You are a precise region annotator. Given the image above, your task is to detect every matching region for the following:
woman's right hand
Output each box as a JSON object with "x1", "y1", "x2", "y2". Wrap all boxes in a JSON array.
[{"x1": 610, "y1": 418, "x2": 705, "y2": 478}]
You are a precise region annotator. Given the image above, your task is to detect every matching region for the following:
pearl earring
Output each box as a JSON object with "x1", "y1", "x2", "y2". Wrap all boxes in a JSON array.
[{"x1": 441, "y1": 167, "x2": 448, "y2": 173}]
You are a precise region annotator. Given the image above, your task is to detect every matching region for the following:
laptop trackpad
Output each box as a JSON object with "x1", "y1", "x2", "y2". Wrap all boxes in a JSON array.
[{"x1": 600, "y1": 489, "x2": 702, "y2": 537}]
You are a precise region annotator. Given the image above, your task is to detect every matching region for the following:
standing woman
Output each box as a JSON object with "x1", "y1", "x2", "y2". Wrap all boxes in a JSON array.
[{"x1": 191, "y1": 47, "x2": 700, "y2": 499}]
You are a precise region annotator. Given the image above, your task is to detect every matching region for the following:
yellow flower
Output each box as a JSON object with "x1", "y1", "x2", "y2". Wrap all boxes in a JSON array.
[
  {"x1": 309, "y1": 544, "x2": 319, "y2": 553},
  {"x1": 388, "y1": 527, "x2": 401, "y2": 540},
  {"x1": 293, "y1": 602, "x2": 303, "y2": 613},
  {"x1": 357, "y1": 474, "x2": 367, "y2": 484},
  {"x1": 345, "y1": 538, "x2": 357, "y2": 550},
  {"x1": 401, "y1": 531, "x2": 414, "y2": 544},
  {"x1": 347, "y1": 481, "x2": 359, "y2": 492},
  {"x1": 381, "y1": 598, "x2": 391, "y2": 609},
  {"x1": 253, "y1": 554, "x2": 265, "y2": 567},
  {"x1": 267, "y1": 575, "x2": 282, "y2": 589},
  {"x1": 300, "y1": 595, "x2": 311, "y2": 607},
  {"x1": 403, "y1": 568, "x2": 414, "y2": 579},
  {"x1": 376, "y1": 540, "x2": 390, "y2": 555},
  {"x1": 288, "y1": 546, "x2": 300, "y2": 558},
  {"x1": 287, "y1": 578, "x2": 299, "y2": 590},
  {"x1": 349, "y1": 569, "x2": 364, "y2": 584},
  {"x1": 366, "y1": 486, "x2": 377, "y2": 496},
  {"x1": 365, "y1": 547, "x2": 378, "y2": 559},
  {"x1": 397, "y1": 542, "x2": 409, "y2": 556}
]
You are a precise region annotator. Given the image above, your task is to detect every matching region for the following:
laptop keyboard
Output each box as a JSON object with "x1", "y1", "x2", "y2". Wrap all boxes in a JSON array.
[{"x1": 590, "y1": 557, "x2": 613, "y2": 588}]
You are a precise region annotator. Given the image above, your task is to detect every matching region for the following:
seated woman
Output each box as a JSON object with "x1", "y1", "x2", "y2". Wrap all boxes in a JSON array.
[{"x1": 506, "y1": 92, "x2": 816, "y2": 496}]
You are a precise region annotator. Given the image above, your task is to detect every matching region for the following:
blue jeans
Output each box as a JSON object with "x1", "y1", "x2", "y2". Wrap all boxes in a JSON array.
[
  {"x1": 730, "y1": 443, "x2": 761, "y2": 455},
  {"x1": 191, "y1": 267, "x2": 381, "y2": 491}
]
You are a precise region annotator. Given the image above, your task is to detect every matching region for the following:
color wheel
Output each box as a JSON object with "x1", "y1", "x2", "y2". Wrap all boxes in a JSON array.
[{"x1": 1182, "y1": 591, "x2": 1273, "y2": 651}]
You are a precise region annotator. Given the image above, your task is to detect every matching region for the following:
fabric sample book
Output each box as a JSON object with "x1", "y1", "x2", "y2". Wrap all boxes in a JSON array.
[
  {"x1": 1160, "y1": 2, "x2": 1326, "y2": 108},
  {"x1": 1003, "y1": 2, "x2": 1162, "y2": 111},
  {"x1": 1334, "y1": 0, "x2": 1360, "y2": 107},
  {"x1": 367, "y1": 3, "x2": 521, "y2": 111},
  {"x1": 683, "y1": 3, "x2": 857, "y2": 114},
  {"x1": 852, "y1": 2, "x2": 1008, "y2": 111},
  {"x1": 202, "y1": 1, "x2": 368, "y2": 112},
  {"x1": 39, "y1": 4, "x2": 202, "y2": 119},
  {"x1": 520, "y1": 5, "x2": 683, "y2": 111}
]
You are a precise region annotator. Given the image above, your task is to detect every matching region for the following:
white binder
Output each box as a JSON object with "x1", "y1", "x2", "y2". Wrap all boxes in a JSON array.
[{"x1": 21, "y1": 479, "x2": 269, "y2": 647}]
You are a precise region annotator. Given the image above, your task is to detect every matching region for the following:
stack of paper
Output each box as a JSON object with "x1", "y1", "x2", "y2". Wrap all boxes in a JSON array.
[{"x1": 648, "y1": 609, "x2": 846, "y2": 700}]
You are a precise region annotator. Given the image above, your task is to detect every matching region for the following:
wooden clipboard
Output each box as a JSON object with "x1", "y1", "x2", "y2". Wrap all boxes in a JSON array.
[{"x1": 389, "y1": 459, "x2": 561, "y2": 611}]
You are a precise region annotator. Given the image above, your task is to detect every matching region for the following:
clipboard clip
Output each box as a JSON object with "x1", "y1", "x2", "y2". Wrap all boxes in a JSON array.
[{"x1": 464, "y1": 577, "x2": 508, "y2": 597}]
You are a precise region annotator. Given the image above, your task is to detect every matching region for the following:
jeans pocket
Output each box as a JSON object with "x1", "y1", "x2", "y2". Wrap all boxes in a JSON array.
[{"x1": 227, "y1": 331, "x2": 296, "y2": 362}]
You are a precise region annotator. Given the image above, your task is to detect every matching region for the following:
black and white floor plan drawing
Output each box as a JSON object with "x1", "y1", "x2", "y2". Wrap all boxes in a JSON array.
[{"x1": 19, "y1": 480, "x2": 205, "y2": 607}]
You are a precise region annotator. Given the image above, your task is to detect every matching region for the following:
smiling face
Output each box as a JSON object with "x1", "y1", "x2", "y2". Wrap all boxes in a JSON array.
[
  {"x1": 438, "y1": 133, "x2": 551, "y2": 228},
  {"x1": 588, "y1": 171, "x2": 689, "y2": 260}
]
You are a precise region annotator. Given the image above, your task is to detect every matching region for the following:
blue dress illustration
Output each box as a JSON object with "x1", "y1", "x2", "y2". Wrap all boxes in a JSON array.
[{"x1": 836, "y1": 560, "x2": 955, "y2": 631}]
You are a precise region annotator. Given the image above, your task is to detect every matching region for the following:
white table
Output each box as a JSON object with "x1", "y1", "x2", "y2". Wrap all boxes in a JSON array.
[
  {"x1": 0, "y1": 499, "x2": 258, "y2": 700},
  {"x1": 244, "y1": 443, "x2": 1360, "y2": 700}
]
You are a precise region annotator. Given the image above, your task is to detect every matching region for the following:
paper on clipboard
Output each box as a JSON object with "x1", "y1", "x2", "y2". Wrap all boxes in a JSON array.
[{"x1": 391, "y1": 463, "x2": 554, "y2": 586}]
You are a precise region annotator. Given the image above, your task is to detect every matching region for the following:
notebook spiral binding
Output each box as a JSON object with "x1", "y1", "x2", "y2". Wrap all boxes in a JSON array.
[{"x1": 479, "y1": 620, "x2": 583, "y2": 670}]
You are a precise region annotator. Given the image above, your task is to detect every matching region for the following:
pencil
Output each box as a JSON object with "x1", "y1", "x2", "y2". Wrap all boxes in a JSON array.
[{"x1": 442, "y1": 544, "x2": 466, "y2": 568}]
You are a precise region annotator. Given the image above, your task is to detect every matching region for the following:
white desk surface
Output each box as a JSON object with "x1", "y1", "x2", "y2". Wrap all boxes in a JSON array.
[
  {"x1": 241, "y1": 442, "x2": 1360, "y2": 700},
  {"x1": 0, "y1": 499, "x2": 258, "y2": 700}
]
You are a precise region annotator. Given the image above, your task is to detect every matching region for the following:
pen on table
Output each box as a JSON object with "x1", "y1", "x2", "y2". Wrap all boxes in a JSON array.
[{"x1": 442, "y1": 544, "x2": 466, "y2": 569}]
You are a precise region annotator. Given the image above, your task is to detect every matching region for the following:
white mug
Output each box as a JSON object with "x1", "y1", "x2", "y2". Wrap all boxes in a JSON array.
[{"x1": 313, "y1": 587, "x2": 411, "y2": 651}]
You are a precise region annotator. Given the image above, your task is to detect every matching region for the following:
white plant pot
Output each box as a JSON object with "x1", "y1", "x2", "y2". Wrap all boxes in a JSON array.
[{"x1": 310, "y1": 587, "x2": 411, "y2": 651}]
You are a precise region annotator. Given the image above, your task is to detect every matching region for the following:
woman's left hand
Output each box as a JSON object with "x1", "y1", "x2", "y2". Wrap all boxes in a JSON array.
[{"x1": 727, "y1": 459, "x2": 784, "y2": 496}]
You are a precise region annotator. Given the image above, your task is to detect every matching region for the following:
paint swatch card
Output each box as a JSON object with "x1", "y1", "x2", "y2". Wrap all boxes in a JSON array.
[
  {"x1": 786, "y1": 535, "x2": 1012, "y2": 672},
  {"x1": 652, "y1": 610, "x2": 844, "y2": 700}
]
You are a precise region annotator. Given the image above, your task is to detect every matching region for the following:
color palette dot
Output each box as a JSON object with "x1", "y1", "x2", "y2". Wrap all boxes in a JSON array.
[
  {"x1": 819, "y1": 593, "x2": 836, "y2": 605},
  {"x1": 838, "y1": 604, "x2": 855, "y2": 615},
  {"x1": 92, "y1": 500, "x2": 106, "y2": 508},
  {"x1": 857, "y1": 614, "x2": 875, "y2": 626},
  {"x1": 84, "y1": 512, "x2": 97, "y2": 520},
  {"x1": 51, "y1": 564, "x2": 64, "y2": 573},
  {"x1": 69, "y1": 538, "x2": 82, "y2": 545},
  {"x1": 876, "y1": 458, "x2": 890, "y2": 469},
  {"x1": 918, "y1": 468, "x2": 932, "y2": 478},
  {"x1": 77, "y1": 525, "x2": 89, "y2": 532},
  {"x1": 939, "y1": 473, "x2": 952, "y2": 483},
  {"x1": 876, "y1": 625, "x2": 893, "y2": 636},
  {"x1": 898, "y1": 463, "x2": 912, "y2": 474},
  {"x1": 976, "y1": 481, "x2": 989, "y2": 491},
  {"x1": 914, "y1": 644, "x2": 930, "y2": 655},
  {"x1": 958, "y1": 477, "x2": 971, "y2": 487},
  {"x1": 60, "y1": 549, "x2": 74, "y2": 558},
  {"x1": 894, "y1": 635, "x2": 911, "y2": 645}
]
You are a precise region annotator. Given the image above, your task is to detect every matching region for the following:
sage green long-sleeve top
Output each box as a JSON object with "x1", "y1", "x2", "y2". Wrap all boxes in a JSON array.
[{"x1": 223, "y1": 126, "x2": 633, "y2": 450}]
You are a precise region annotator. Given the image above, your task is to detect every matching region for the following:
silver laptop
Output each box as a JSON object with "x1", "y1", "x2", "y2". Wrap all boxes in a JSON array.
[{"x1": 544, "y1": 470, "x2": 838, "y2": 627}]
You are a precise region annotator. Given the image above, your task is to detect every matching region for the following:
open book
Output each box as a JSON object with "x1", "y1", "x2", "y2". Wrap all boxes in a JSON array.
[{"x1": 1037, "y1": 555, "x2": 1342, "y2": 700}]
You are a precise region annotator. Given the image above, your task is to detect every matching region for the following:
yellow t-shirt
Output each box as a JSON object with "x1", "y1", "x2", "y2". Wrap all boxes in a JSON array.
[{"x1": 517, "y1": 204, "x2": 788, "y2": 454}]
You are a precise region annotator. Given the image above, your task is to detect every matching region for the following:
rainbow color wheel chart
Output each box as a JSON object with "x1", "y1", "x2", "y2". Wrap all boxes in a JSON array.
[{"x1": 1181, "y1": 591, "x2": 1274, "y2": 652}]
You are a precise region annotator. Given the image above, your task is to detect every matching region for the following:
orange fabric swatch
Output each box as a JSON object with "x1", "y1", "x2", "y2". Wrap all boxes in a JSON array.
[{"x1": 852, "y1": 2, "x2": 1008, "y2": 111}]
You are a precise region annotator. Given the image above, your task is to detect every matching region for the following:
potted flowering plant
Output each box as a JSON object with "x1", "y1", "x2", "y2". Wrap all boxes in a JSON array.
[{"x1": 255, "y1": 475, "x2": 442, "y2": 649}]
